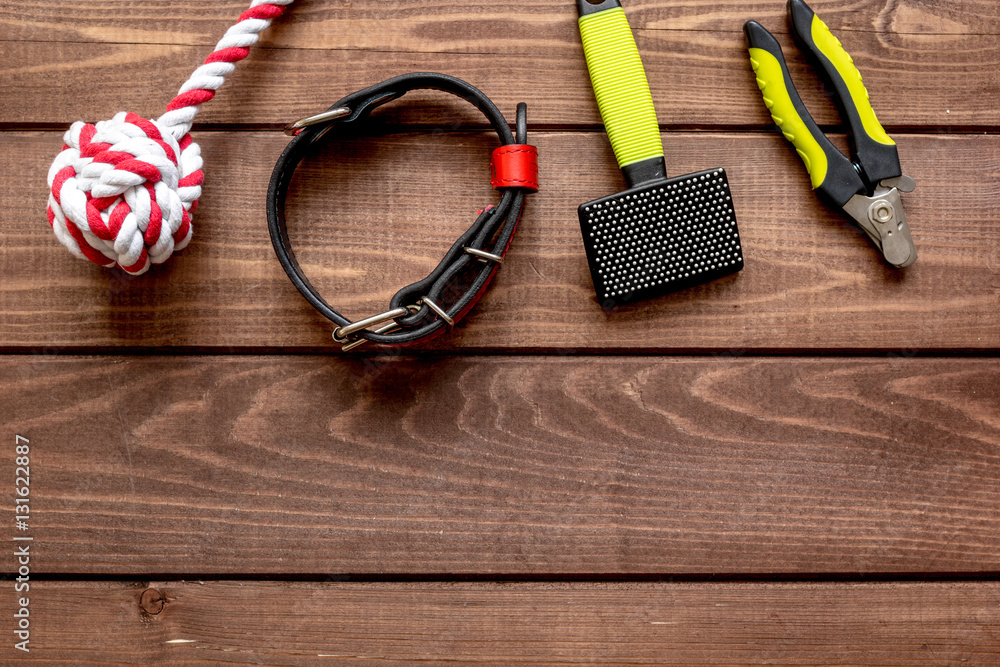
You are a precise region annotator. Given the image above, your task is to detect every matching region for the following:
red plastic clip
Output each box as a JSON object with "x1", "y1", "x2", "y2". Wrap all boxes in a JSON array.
[{"x1": 490, "y1": 144, "x2": 538, "y2": 192}]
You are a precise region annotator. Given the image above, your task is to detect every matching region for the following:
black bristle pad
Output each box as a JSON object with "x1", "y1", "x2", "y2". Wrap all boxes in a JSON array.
[{"x1": 578, "y1": 168, "x2": 743, "y2": 308}]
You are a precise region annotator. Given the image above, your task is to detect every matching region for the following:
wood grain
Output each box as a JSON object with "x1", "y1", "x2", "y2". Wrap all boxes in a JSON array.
[
  {"x1": 2, "y1": 1, "x2": 997, "y2": 129},
  {"x1": 3, "y1": 581, "x2": 998, "y2": 664},
  {"x1": 4, "y1": 356, "x2": 998, "y2": 575},
  {"x1": 2, "y1": 131, "x2": 997, "y2": 351},
  {"x1": 3, "y1": 1, "x2": 999, "y2": 658}
]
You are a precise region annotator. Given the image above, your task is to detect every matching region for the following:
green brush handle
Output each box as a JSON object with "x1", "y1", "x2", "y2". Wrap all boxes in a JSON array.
[{"x1": 577, "y1": 0, "x2": 665, "y2": 185}]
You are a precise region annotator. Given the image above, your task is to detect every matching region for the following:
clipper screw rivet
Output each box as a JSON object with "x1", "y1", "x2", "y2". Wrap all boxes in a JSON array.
[{"x1": 869, "y1": 200, "x2": 894, "y2": 225}]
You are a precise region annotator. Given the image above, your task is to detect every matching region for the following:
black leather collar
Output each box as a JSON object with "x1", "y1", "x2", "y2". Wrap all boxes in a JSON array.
[{"x1": 266, "y1": 72, "x2": 535, "y2": 350}]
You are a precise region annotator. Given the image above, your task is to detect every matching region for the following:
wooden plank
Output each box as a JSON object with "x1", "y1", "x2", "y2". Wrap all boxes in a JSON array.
[
  {"x1": 5, "y1": 0, "x2": 998, "y2": 44},
  {"x1": 2, "y1": 2, "x2": 997, "y2": 129},
  {"x1": 4, "y1": 356, "x2": 998, "y2": 574},
  {"x1": 2, "y1": 131, "x2": 998, "y2": 351},
  {"x1": 4, "y1": 581, "x2": 998, "y2": 663}
]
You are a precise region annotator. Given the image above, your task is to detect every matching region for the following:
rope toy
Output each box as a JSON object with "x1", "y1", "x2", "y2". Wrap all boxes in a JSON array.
[{"x1": 45, "y1": 0, "x2": 295, "y2": 275}]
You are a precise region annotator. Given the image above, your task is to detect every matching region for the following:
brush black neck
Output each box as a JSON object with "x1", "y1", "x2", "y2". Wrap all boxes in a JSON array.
[
  {"x1": 622, "y1": 156, "x2": 668, "y2": 188},
  {"x1": 577, "y1": 0, "x2": 622, "y2": 16}
]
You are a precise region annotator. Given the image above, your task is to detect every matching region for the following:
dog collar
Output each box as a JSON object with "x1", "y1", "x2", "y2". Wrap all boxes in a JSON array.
[{"x1": 266, "y1": 72, "x2": 538, "y2": 350}]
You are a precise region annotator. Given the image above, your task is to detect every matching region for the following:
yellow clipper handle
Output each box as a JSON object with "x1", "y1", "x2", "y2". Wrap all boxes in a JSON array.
[
  {"x1": 787, "y1": 0, "x2": 901, "y2": 184},
  {"x1": 807, "y1": 13, "x2": 892, "y2": 146},
  {"x1": 745, "y1": 20, "x2": 865, "y2": 207},
  {"x1": 577, "y1": 1, "x2": 664, "y2": 176},
  {"x1": 748, "y1": 45, "x2": 828, "y2": 189}
]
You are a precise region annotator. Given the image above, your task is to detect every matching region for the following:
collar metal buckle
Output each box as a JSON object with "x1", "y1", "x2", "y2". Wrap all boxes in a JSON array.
[
  {"x1": 283, "y1": 106, "x2": 351, "y2": 136},
  {"x1": 333, "y1": 305, "x2": 421, "y2": 352}
]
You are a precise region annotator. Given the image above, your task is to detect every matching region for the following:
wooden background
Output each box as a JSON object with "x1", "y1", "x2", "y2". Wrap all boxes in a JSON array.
[{"x1": 2, "y1": 0, "x2": 998, "y2": 663}]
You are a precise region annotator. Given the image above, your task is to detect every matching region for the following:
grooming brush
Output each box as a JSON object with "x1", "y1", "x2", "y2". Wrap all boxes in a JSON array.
[{"x1": 576, "y1": 0, "x2": 744, "y2": 308}]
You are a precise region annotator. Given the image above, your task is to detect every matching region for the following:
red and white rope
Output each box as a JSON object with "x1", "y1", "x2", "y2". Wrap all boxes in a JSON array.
[{"x1": 46, "y1": 0, "x2": 295, "y2": 275}]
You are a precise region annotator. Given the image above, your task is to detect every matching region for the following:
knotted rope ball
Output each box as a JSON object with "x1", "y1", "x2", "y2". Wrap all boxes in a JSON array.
[{"x1": 46, "y1": 0, "x2": 294, "y2": 275}]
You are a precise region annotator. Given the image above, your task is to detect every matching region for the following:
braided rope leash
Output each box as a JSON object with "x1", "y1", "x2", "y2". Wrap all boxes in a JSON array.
[{"x1": 46, "y1": 0, "x2": 294, "y2": 275}]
